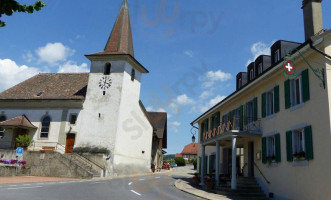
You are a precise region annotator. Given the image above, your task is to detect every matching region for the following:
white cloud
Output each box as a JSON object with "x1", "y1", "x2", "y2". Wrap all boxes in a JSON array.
[
  {"x1": 192, "y1": 95, "x2": 226, "y2": 113},
  {"x1": 146, "y1": 106, "x2": 153, "y2": 112},
  {"x1": 246, "y1": 41, "x2": 272, "y2": 65},
  {"x1": 169, "y1": 121, "x2": 181, "y2": 132},
  {"x1": 57, "y1": 61, "x2": 89, "y2": 73},
  {"x1": 36, "y1": 42, "x2": 75, "y2": 66},
  {"x1": 0, "y1": 58, "x2": 41, "y2": 92},
  {"x1": 22, "y1": 51, "x2": 35, "y2": 63},
  {"x1": 203, "y1": 70, "x2": 232, "y2": 87},
  {"x1": 199, "y1": 91, "x2": 212, "y2": 100},
  {"x1": 184, "y1": 50, "x2": 194, "y2": 57},
  {"x1": 176, "y1": 94, "x2": 194, "y2": 105}
]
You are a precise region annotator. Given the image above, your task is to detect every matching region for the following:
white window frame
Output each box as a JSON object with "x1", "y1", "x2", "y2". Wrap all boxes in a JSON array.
[
  {"x1": 290, "y1": 76, "x2": 303, "y2": 107},
  {"x1": 274, "y1": 49, "x2": 280, "y2": 63},
  {"x1": 292, "y1": 128, "x2": 305, "y2": 159},
  {"x1": 266, "y1": 89, "x2": 274, "y2": 116},
  {"x1": 250, "y1": 69, "x2": 254, "y2": 80},
  {"x1": 258, "y1": 63, "x2": 263, "y2": 75},
  {"x1": 246, "y1": 100, "x2": 254, "y2": 125}
]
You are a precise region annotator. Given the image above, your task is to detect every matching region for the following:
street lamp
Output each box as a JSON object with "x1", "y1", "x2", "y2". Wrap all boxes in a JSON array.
[{"x1": 190, "y1": 127, "x2": 197, "y2": 143}]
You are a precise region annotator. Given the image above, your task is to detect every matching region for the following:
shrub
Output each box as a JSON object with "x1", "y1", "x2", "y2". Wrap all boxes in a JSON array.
[
  {"x1": 174, "y1": 157, "x2": 186, "y2": 166},
  {"x1": 16, "y1": 135, "x2": 33, "y2": 147},
  {"x1": 191, "y1": 158, "x2": 197, "y2": 165}
]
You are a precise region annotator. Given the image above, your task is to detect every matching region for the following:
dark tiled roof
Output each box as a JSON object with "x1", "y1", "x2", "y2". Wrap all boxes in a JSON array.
[
  {"x1": 0, "y1": 73, "x2": 89, "y2": 100},
  {"x1": 148, "y1": 112, "x2": 167, "y2": 148},
  {"x1": 181, "y1": 143, "x2": 198, "y2": 155},
  {"x1": 0, "y1": 115, "x2": 37, "y2": 129}
]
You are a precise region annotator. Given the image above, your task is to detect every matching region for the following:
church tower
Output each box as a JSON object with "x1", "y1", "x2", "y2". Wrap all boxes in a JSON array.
[{"x1": 76, "y1": 0, "x2": 152, "y2": 176}]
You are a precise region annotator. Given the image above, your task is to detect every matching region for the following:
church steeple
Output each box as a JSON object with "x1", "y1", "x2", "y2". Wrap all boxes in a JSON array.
[{"x1": 104, "y1": 0, "x2": 134, "y2": 57}]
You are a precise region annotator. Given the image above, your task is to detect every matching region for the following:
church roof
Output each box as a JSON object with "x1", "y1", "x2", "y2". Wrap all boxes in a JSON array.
[
  {"x1": 90, "y1": 0, "x2": 134, "y2": 57},
  {"x1": 0, "y1": 115, "x2": 37, "y2": 129},
  {"x1": 0, "y1": 73, "x2": 89, "y2": 100}
]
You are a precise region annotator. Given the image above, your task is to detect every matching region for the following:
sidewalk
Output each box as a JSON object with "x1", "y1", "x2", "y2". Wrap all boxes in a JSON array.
[
  {"x1": 172, "y1": 165, "x2": 231, "y2": 200},
  {"x1": 0, "y1": 176, "x2": 80, "y2": 184}
]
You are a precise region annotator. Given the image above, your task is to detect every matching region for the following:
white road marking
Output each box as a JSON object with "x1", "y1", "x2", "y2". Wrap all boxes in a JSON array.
[
  {"x1": 130, "y1": 190, "x2": 141, "y2": 196},
  {"x1": 23, "y1": 184, "x2": 31, "y2": 186},
  {"x1": 59, "y1": 182, "x2": 66, "y2": 184},
  {"x1": 8, "y1": 186, "x2": 43, "y2": 190},
  {"x1": 128, "y1": 182, "x2": 132, "y2": 185},
  {"x1": 36, "y1": 183, "x2": 44, "y2": 185},
  {"x1": 155, "y1": 177, "x2": 160, "y2": 179},
  {"x1": 8, "y1": 185, "x2": 17, "y2": 187},
  {"x1": 139, "y1": 179, "x2": 145, "y2": 181}
]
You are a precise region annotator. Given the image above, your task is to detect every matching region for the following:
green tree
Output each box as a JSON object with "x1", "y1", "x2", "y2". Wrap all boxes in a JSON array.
[{"x1": 0, "y1": 0, "x2": 46, "y2": 27}]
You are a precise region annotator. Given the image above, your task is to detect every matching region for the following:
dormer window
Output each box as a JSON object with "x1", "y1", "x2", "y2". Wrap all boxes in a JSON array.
[
  {"x1": 274, "y1": 49, "x2": 280, "y2": 63},
  {"x1": 104, "y1": 63, "x2": 111, "y2": 75},
  {"x1": 131, "y1": 69, "x2": 135, "y2": 81},
  {"x1": 250, "y1": 69, "x2": 254, "y2": 80},
  {"x1": 238, "y1": 78, "x2": 242, "y2": 88},
  {"x1": 258, "y1": 63, "x2": 263, "y2": 75}
]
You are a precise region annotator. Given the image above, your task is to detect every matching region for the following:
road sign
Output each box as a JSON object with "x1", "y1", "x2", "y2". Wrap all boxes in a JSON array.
[{"x1": 16, "y1": 147, "x2": 23, "y2": 156}]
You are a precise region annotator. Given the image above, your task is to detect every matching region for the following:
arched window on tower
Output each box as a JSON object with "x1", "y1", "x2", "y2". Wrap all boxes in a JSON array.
[
  {"x1": 40, "y1": 116, "x2": 51, "y2": 138},
  {"x1": 131, "y1": 69, "x2": 135, "y2": 81},
  {"x1": 104, "y1": 63, "x2": 111, "y2": 75}
]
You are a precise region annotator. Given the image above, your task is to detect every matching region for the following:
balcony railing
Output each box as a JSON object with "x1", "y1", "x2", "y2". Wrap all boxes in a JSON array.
[{"x1": 202, "y1": 117, "x2": 261, "y2": 141}]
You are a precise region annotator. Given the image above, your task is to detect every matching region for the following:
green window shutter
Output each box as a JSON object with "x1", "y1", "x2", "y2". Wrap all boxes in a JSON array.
[
  {"x1": 274, "y1": 85, "x2": 280, "y2": 113},
  {"x1": 205, "y1": 119, "x2": 209, "y2": 131},
  {"x1": 275, "y1": 133, "x2": 281, "y2": 163},
  {"x1": 284, "y1": 80, "x2": 291, "y2": 109},
  {"x1": 228, "y1": 112, "x2": 232, "y2": 130},
  {"x1": 222, "y1": 115, "x2": 225, "y2": 125},
  {"x1": 200, "y1": 123, "x2": 204, "y2": 141},
  {"x1": 286, "y1": 130, "x2": 293, "y2": 162},
  {"x1": 304, "y1": 125, "x2": 314, "y2": 160},
  {"x1": 244, "y1": 103, "x2": 247, "y2": 126},
  {"x1": 262, "y1": 93, "x2": 266, "y2": 118},
  {"x1": 204, "y1": 156, "x2": 208, "y2": 175},
  {"x1": 262, "y1": 137, "x2": 267, "y2": 164},
  {"x1": 211, "y1": 116, "x2": 215, "y2": 130},
  {"x1": 239, "y1": 105, "x2": 243, "y2": 131},
  {"x1": 199, "y1": 157, "x2": 201, "y2": 174},
  {"x1": 302, "y1": 69, "x2": 310, "y2": 102},
  {"x1": 254, "y1": 97, "x2": 258, "y2": 121},
  {"x1": 215, "y1": 112, "x2": 220, "y2": 127}
]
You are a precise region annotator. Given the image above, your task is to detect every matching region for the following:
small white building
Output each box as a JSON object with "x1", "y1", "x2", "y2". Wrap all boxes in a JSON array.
[{"x1": 0, "y1": 0, "x2": 167, "y2": 176}]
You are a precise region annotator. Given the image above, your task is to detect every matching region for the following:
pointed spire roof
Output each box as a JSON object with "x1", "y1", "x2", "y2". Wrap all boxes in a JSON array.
[{"x1": 104, "y1": 0, "x2": 134, "y2": 57}]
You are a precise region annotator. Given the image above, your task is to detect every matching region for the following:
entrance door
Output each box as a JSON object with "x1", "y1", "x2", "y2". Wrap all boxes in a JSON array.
[
  {"x1": 248, "y1": 142, "x2": 254, "y2": 176},
  {"x1": 65, "y1": 134, "x2": 75, "y2": 153}
]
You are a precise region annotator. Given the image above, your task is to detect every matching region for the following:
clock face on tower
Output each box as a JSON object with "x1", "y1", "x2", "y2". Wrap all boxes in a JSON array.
[{"x1": 99, "y1": 76, "x2": 112, "y2": 90}]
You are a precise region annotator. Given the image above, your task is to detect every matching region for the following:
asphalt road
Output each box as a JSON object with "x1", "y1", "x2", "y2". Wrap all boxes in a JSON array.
[{"x1": 0, "y1": 172, "x2": 202, "y2": 200}]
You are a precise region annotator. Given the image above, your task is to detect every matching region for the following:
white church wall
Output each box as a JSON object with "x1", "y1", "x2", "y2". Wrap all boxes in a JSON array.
[{"x1": 113, "y1": 63, "x2": 153, "y2": 174}]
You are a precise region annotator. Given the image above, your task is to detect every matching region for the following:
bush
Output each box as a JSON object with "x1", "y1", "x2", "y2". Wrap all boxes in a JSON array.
[
  {"x1": 73, "y1": 147, "x2": 110, "y2": 155},
  {"x1": 16, "y1": 135, "x2": 33, "y2": 147},
  {"x1": 174, "y1": 157, "x2": 186, "y2": 166}
]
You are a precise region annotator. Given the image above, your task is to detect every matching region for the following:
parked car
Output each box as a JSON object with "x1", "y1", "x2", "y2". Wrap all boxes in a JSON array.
[{"x1": 171, "y1": 163, "x2": 177, "y2": 168}]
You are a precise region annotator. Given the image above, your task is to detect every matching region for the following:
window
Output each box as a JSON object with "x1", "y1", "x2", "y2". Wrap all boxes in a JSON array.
[
  {"x1": 285, "y1": 69, "x2": 310, "y2": 109},
  {"x1": 238, "y1": 78, "x2": 242, "y2": 87},
  {"x1": 131, "y1": 69, "x2": 135, "y2": 81},
  {"x1": 40, "y1": 116, "x2": 51, "y2": 138},
  {"x1": 233, "y1": 109, "x2": 240, "y2": 130},
  {"x1": 266, "y1": 89, "x2": 274, "y2": 116},
  {"x1": 258, "y1": 63, "x2": 263, "y2": 75},
  {"x1": 0, "y1": 115, "x2": 6, "y2": 139},
  {"x1": 104, "y1": 63, "x2": 111, "y2": 75},
  {"x1": 250, "y1": 69, "x2": 254, "y2": 80},
  {"x1": 246, "y1": 100, "x2": 254, "y2": 124},
  {"x1": 70, "y1": 114, "x2": 77, "y2": 125},
  {"x1": 262, "y1": 133, "x2": 281, "y2": 164},
  {"x1": 262, "y1": 86, "x2": 279, "y2": 118},
  {"x1": 274, "y1": 49, "x2": 280, "y2": 63},
  {"x1": 286, "y1": 125, "x2": 313, "y2": 162},
  {"x1": 267, "y1": 136, "x2": 275, "y2": 158},
  {"x1": 293, "y1": 129, "x2": 305, "y2": 157},
  {"x1": 290, "y1": 77, "x2": 302, "y2": 106}
]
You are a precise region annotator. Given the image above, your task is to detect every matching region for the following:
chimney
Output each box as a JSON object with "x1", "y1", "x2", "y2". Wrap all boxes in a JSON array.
[{"x1": 302, "y1": 0, "x2": 323, "y2": 41}]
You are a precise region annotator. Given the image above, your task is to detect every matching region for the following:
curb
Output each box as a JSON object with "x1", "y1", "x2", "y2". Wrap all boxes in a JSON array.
[{"x1": 174, "y1": 179, "x2": 230, "y2": 200}]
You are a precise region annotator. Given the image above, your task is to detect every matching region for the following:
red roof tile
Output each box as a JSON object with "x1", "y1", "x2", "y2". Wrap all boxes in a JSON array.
[
  {"x1": 0, "y1": 115, "x2": 37, "y2": 129},
  {"x1": 181, "y1": 143, "x2": 198, "y2": 155}
]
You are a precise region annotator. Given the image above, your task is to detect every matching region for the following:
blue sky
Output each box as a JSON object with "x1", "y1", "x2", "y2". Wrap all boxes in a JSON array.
[{"x1": 0, "y1": 0, "x2": 330, "y2": 154}]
